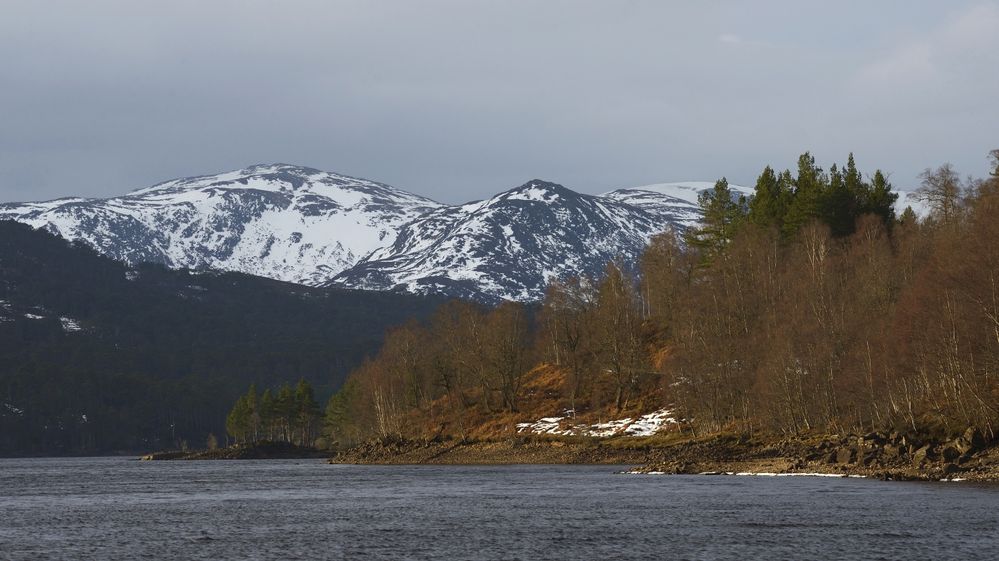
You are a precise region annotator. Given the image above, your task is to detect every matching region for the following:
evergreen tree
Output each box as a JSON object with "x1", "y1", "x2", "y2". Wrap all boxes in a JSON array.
[
  {"x1": 747, "y1": 166, "x2": 789, "y2": 231},
  {"x1": 295, "y1": 378, "x2": 321, "y2": 445},
  {"x1": 782, "y1": 152, "x2": 825, "y2": 238},
  {"x1": 685, "y1": 177, "x2": 747, "y2": 260},
  {"x1": 898, "y1": 206, "x2": 918, "y2": 227},
  {"x1": 225, "y1": 395, "x2": 250, "y2": 444},
  {"x1": 260, "y1": 389, "x2": 276, "y2": 440},
  {"x1": 324, "y1": 379, "x2": 360, "y2": 447},
  {"x1": 245, "y1": 384, "x2": 260, "y2": 442},
  {"x1": 822, "y1": 163, "x2": 857, "y2": 237},
  {"x1": 865, "y1": 170, "x2": 898, "y2": 228},
  {"x1": 277, "y1": 384, "x2": 296, "y2": 442},
  {"x1": 843, "y1": 153, "x2": 865, "y2": 199}
]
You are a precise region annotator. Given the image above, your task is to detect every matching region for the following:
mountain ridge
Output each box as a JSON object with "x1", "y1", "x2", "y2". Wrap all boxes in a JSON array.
[{"x1": 2, "y1": 164, "x2": 919, "y2": 302}]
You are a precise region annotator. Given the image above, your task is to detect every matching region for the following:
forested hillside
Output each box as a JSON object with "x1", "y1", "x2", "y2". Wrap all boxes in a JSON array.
[
  {"x1": 0, "y1": 222, "x2": 444, "y2": 455},
  {"x1": 324, "y1": 151, "x2": 999, "y2": 446}
]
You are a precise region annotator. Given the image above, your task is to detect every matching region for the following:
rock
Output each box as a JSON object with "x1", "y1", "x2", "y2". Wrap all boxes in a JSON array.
[
  {"x1": 912, "y1": 444, "x2": 933, "y2": 466},
  {"x1": 862, "y1": 432, "x2": 885, "y2": 445},
  {"x1": 861, "y1": 452, "x2": 879, "y2": 467},
  {"x1": 963, "y1": 427, "x2": 987, "y2": 450},
  {"x1": 941, "y1": 463, "x2": 962, "y2": 476},
  {"x1": 823, "y1": 451, "x2": 838, "y2": 464},
  {"x1": 836, "y1": 447, "x2": 856, "y2": 465},
  {"x1": 882, "y1": 444, "x2": 902, "y2": 460},
  {"x1": 941, "y1": 445, "x2": 961, "y2": 462}
]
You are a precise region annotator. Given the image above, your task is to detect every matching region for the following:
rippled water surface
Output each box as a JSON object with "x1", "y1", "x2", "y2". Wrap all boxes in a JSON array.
[{"x1": 1, "y1": 458, "x2": 998, "y2": 560}]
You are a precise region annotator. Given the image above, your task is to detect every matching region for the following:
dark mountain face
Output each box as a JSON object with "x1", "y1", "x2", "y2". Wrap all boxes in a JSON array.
[{"x1": 0, "y1": 221, "x2": 445, "y2": 456}]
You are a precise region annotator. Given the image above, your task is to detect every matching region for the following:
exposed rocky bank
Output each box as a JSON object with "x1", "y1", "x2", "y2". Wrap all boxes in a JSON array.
[{"x1": 331, "y1": 428, "x2": 999, "y2": 481}]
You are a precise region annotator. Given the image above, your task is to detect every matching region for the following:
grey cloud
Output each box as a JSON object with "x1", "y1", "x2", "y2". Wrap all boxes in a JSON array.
[{"x1": 0, "y1": 0, "x2": 996, "y2": 204}]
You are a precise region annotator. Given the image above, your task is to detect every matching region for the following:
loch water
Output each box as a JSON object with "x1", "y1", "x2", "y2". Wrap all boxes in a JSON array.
[{"x1": 1, "y1": 457, "x2": 997, "y2": 560}]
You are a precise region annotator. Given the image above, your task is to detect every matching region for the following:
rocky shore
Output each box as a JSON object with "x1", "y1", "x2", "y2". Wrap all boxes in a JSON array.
[
  {"x1": 140, "y1": 441, "x2": 327, "y2": 460},
  {"x1": 331, "y1": 428, "x2": 999, "y2": 482}
]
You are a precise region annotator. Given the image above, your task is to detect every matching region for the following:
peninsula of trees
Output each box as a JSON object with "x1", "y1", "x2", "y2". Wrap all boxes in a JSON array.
[{"x1": 318, "y1": 150, "x2": 999, "y2": 450}]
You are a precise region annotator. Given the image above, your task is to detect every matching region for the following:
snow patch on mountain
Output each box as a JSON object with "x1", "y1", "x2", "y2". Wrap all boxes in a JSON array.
[
  {"x1": 329, "y1": 180, "x2": 687, "y2": 302},
  {"x1": 0, "y1": 164, "x2": 440, "y2": 286},
  {"x1": 0, "y1": 166, "x2": 930, "y2": 303}
]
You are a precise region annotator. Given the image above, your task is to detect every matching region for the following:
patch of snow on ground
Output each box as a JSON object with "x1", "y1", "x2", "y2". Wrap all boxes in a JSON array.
[
  {"x1": 515, "y1": 416, "x2": 568, "y2": 435},
  {"x1": 23, "y1": 313, "x2": 45, "y2": 320},
  {"x1": 624, "y1": 410, "x2": 678, "y2": 436},
  {"x1": 60, "y1": 317, "x2": 83, "y2": 332},
  {"x1": 517, "y1": 408, "x2": 678, "y2": 438}
]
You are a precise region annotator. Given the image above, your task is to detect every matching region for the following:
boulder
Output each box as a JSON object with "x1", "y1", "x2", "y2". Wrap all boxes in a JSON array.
[
  {"x1": 862, "y1": 432, "x2": 885, "y2": 445},
  {"x1": 941, "y1": 463, "x2": 962, "y2": 476},
  {"x1": 836, "y1": 447, "x2": 856, "y2": 465},
  {"x1": 912, "y1": 444, "x2": 933, "y2": 466},
  {"x1": 882, "y1": 444, "x2": 902, "y2": 460},
  {"x1": 941, "y1": 445, "x2": 961, "y2": 462},
  {"x1": 963, "y1": 427, "x2": 987, "y2": 450},
  {"x1": 861, "y1": 452, "x2": 879, "y2": 467}
]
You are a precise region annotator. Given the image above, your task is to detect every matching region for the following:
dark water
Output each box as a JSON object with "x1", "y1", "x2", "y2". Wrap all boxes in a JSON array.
[{"x1": 1, "y1": 458, "x2": 998, "y2": 560}]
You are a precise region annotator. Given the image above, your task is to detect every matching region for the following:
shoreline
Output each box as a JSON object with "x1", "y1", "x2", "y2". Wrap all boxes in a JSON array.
[
  {"x1": 329, "y1": 430, "x2": 999, "y2": 482},
  {"x1": 140, "y1": 441, "x2": 326, "y2": 461}
]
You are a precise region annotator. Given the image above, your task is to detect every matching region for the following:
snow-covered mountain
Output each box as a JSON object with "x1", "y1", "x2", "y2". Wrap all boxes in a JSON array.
[
  {"x1": 601, "y1": 181, "x2": 755, "y2": 229},
  {"x1": 0, "y1": 164, "x2": 439, "y2": 285},
  {"x1": 329, "y1": 180, "x2": 689, "y2": 302},
  {"x1": 0, "y1": 165, "x2": 921, "y2": 302}
]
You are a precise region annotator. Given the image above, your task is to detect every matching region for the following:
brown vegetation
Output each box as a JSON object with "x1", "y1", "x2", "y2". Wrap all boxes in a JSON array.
[{"x1": 325, "y1": 151, "x2": 999, "y2": 459}]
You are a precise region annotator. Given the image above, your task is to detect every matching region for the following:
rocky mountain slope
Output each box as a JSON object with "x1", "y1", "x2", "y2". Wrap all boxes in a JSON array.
[
  {"x1": 2, "y1": 166, "x2": 735, "y2": 301},
  {"x1": 5, "y1": 165, "x2": 918, "y2": 302},
  {"x1": 0, "y1": 164, "x2": 439, "y2": 286},
  {"x1": 329, "y1": 180, "x2": 701, "y2": 302}
]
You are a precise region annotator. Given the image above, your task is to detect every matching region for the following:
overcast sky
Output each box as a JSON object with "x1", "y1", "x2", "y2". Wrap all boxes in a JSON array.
[{"x1": 1, "y1": 1, "x2": 997, "y2": 204}]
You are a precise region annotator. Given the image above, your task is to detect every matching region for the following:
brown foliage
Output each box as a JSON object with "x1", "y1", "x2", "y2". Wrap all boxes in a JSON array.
[{"x1": 329, "y1": 156, "x2": 999, "y2": 443}]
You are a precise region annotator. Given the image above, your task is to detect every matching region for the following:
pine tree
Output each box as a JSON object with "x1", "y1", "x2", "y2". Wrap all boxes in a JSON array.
[
  {"x1": 260, "y1": 389, "x2": 275, "y2": 440},
  {"x1": 225, "y1": 395, "x2": 250, "y2": 444},
  {"x1": 685, "y1": 177, "x2": 747, "y2": 260},
  {"x1": 277, "y1": 384, "x2": 295, "y2": 442},
  {"x1": 245, "y1": 384, "x2": 260, "y2": 443},
  {"x1": 295, "y1": 378, "x2": 321, "y2": 446},
  {"x1": 324, "y1": 379, "x2": 359, "y2": 447},
  {"x1": 865, "y1": 169, "x2": 898, "y2": 228},
  {"x1": 782, "y1": 152, "x2": 825, "y2": 238},
  {"x1": 898, "y1": 206, "x2": 918, "y2": 227},
  {"x1": 822, "y1": 163, "x2": 857, "y2": 237},
  {"x1": 747, "y1": 166, "x2": 789, "y2": 231}
]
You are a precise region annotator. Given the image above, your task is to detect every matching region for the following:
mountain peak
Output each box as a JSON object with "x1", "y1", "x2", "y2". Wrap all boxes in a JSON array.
[
  {"x1": 242, "y1": 163, "x2": 324, "y2": 176},
  {"x1": 495, "y1": 179, "x2": 580, "y2": 203}
]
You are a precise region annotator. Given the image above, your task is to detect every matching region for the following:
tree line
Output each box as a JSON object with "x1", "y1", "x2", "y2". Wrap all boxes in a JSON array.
[
  {"x1": 322, "y1": 150, "x2": 999, "y2": 445},
  {"x1": 226, "y1": 379, "x2": 321, "y2": 446}
]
